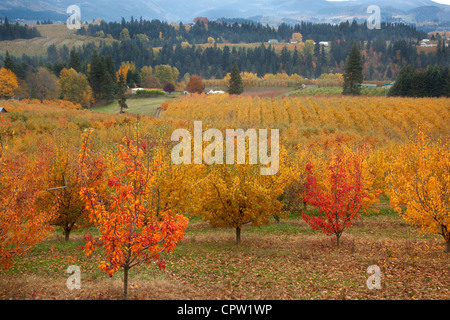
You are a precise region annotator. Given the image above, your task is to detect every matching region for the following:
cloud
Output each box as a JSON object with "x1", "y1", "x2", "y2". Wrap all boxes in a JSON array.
[{"x1": 431, "y1": 0, "x2": 450, "y2": 4}]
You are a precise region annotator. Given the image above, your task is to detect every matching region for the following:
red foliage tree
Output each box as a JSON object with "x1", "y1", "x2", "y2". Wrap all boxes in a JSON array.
[
  {"x1": 79, "y1": 128, "x2": 188, "y2": 298},
  {"x1": 163, "y1": 82, "x2": 175, "y2": 93},
  {"x1": 301, "y1": 150, "x2": 373, "y2": 248}
]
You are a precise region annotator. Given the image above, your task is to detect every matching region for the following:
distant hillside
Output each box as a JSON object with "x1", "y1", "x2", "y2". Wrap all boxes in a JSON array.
[
  {"x1": 0, "y1": 0, "x2": 449, "y2": 28},
  {"x1": 0, "y1": 8, "x2": 66, "y2": 23},
  {"x1": 408, "y1": 5, "x2": 450, "y2": 22},
  {"x1": 0, "y1": 24, "x2": 115, "y2": 57}
]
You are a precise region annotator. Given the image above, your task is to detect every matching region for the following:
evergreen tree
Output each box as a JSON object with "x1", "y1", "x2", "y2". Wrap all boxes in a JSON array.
[
  {"x1": 117, "y1": 73, "x2": 128, "y2": 113},
  {"x1": 101, "y1": 69, "x2": 116, "y2": 102},
  {"x1": 389, "y1": 65, "x2": 415, "y2": 97},
  {"x1": 68, "y1": 49, "x2": 82, "y2": 72},
  {"x1": 89, "y1": 51, "x2": 116, "y2": 102},
  {"x1": 47, "y1": 44, "x2": 58, "y2": 63},
  {"x1": 425, "y1": 65, "x2": 443, "y2": 97},
  {"x1": 3, "y1": 51, "x2": 15, "y2": 73},
  {"x1": 88, "y1": 51, "x2": 104, "y2": 99},
  {"x1": 228, "y1": 63, "x2": 243, "y2": 95},
  {"x1": 444, "y1": 71, "x2": 450, "y2": 97},
  {"x1": 342, "y1": 42, "x2": 363, "y2": 95}
]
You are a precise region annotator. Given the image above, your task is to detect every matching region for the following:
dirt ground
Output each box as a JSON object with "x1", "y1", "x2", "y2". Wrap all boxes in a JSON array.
[{"x1": 1, "y1": 214, "x2": 448, "y2": 300}]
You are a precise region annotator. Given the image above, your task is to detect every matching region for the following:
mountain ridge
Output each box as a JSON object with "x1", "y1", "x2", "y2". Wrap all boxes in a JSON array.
[{"x1": 0, "y1": 0, "x2": 449, "y2": 27}]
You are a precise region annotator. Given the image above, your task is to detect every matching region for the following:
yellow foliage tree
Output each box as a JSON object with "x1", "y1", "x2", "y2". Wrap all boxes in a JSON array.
[
  {"x1": 40, "y1": 129, "x2": 105, "y2": 241},
  {"x1": 0, "y1": 68, "x2": 18, "y2": 99},
  {"x1": 116, "y1": 61, "x2": 136, "y2": 84},
  {"x1": 147, "y1": 142, "x2": 198, "y2": 219},
  {"x1": 304, "y1": 40, "x2": 315, "y2": 56},
  {"x1": 387, "y1": 130, "x2": 450, "y2": 252},
  {"x1": 192, "y1": 146, "x2": 294, "y2": 244},
  {"x1": 59, "y1": 68, "x2": 94, "y2": 107},
  {"x1": 291, "y1": 32, "x2": 303, "y2": 43}
]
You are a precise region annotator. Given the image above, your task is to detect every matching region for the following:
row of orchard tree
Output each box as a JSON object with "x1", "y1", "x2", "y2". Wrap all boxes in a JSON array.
[
  {"x1": 1, "y1": 107, "x2": 449, "y2": 297},
  {"x1": 0, "y1": 52, "x2": 242, "y2": 106}
]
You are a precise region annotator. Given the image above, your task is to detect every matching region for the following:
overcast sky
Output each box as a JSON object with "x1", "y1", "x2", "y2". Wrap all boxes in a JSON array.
[{"x1": 326, "y1": 0, "x2": 450, "y2": 3}]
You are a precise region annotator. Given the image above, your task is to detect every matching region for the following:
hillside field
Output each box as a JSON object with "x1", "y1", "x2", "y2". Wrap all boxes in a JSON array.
[{"x1": 0, "y1": 24, "x2": 115, "y2": 57}]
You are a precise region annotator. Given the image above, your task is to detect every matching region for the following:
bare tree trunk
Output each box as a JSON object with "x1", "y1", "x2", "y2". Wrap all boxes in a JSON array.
[
  {"x1": 64, "y1": 228, "x2": 70, "y2": 242},
  {"x1": 273, "y1": 214, "x2": 280, "y2": 224},
  {"x1": 123, "y1": 267, "x2": 129, "y2": 299},
  {"x1": 445, "y1": 239, "x2": 450, "y2": 253},
  {"x1": 336, "y1": 234, "x2": 341, "y2": 248},
  {"x1": 236, "y1": 227, "x2": 241, "y2": 244}
]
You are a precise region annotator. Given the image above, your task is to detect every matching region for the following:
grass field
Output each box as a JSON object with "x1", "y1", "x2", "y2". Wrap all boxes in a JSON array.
[
  {"x1": 92, "y1": 95, "x2": 179, "y2": 116},
  {"x1": 0, "y1": 205, "x2": 448, "y2": 300}
]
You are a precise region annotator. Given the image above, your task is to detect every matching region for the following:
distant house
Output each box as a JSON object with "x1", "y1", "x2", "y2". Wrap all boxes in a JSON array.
[
  {"x1": 0, "y1": 107, "x2": 7, "y2": 113},
  {"x1": 381, "y1": 82, "x2": 395, "y2": 89},
  {"x1": 131, "y1": 88, "x2": 145, "y2": 94},
  {"x1": 319, "y1": 41, "x2": 329, "y2": 47},
  {"x1": 268, "y1": 39, "x2": 278, "y2": 44},
  {"x1": 420, "y1": 42, "x2": 437, "y2": 47},
  {"x1": 206, "y1": 89, "x2": 225, "y2": 95}
]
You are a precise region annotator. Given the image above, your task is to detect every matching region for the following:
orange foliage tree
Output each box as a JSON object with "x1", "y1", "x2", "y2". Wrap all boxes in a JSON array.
[
  {"x1": 186, "y1": 75, "x2": 205, "y2": 94},
  {"x1": 0, "y1": 67, "x2": 18, "y2": 99},
  {"x1": 79, "y1": 128, "x2": 188, "y2": 298},
  {"x1": 0, "y1": 116, "x2": 56, "y2": 269}
]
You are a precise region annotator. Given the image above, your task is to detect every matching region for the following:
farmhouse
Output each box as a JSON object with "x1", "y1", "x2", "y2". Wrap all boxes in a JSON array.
[
  {"x1": 381, "y1": 82, "x2": 395, "y2": 89},
  {"x1": 206, "y1": 89, "x2": 225, "y2": 95},
  {"x1": 420, "y1": 40, "x2": 437, "y2": 47}
]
